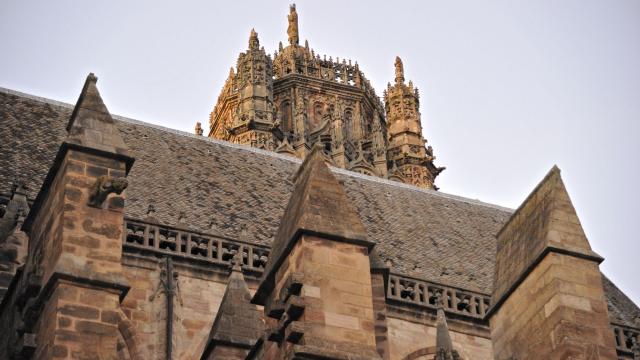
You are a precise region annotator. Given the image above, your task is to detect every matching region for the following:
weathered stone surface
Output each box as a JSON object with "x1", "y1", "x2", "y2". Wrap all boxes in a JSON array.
[
  {"x1": 490, "y1": 167, "x2": 618, "y2": 359},
  {"x1": 492, "y1": 166, "x2": 602, "y2": 309},
  {"x1": 202, "y1": 257, "x2": 263, "y2": 360},
  {"x1": 66, "y1": 73, "x2": 132, "y2": 161}
]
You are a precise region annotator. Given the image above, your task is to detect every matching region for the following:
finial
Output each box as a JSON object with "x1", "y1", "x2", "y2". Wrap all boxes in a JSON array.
[
  {"x1": 304, "y1": 39, "x2": 309, "y2": 49},
  {"x1": 11, "y1": 181, "x2": 27, "y2": 196},
  {"x1": 228, "y1": 67, "x2": 235, "y2": 77},
  {"x1": 147, "y1": 202, "x2": 155, "y2": 216},
  {"x1": 249, "y1": 28, "x2": 260, "y2": 50},
  {"x1": 287, "y1": 4, "x2": 299, "y2": 46},
  {"x1": 194, "y1": 122, "x2": 203, "y2": 136},
  {"x1": 230, "y1": 251, "x2": 243, "y2": 272},
  {"x1": 239, "y1": 223, "x2": 249, "y2": 241}
]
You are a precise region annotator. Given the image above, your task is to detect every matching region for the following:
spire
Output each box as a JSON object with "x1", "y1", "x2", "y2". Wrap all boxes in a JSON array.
[
  {"x1": 287, "y1": 4, "x2": 299, "y2": 45},
  {"x1": 249, "y1": 28, "x2": 260, "y2": 50},
  {"x1": 394, "y1": 56, "x2": 404, "y2": 84},
  {"x1": 201, "y1": 254, "x2": 263, "y2": 359},
  {"x1": 66, "y1": 73, "x2": 133, "y2": 172},
  {"x1": 434, "y1": 295, "x2": 460, "y2": 360},
  {"x1": 253, "y1": 143, "x2": 371, "y2": 304}
]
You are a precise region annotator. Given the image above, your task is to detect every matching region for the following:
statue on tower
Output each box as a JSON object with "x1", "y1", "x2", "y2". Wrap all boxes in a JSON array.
[
  {"x1": 287, "y1": 4, "x2": 299, "y2": 45},
  {"x1": 395, "y1": 56, "x2": 405, "y2": 84},
  {"x1": 249, "y1": 28, "x2": 259, "y2": 50}
]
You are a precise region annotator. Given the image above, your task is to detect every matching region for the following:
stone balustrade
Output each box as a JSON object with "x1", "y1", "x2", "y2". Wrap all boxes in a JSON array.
[
  {"x1": 123, "y1": 218, "x2": 270, "y2": 274},
  {"x1": 613, "y1": 323, "x2": 640, "y2": 357},
  {"x1": 122, "y1": 218, "x2": 639, "y2": 345},
  {"x1": 387, "y1": 273, "x2": 491, "y2": 320}
]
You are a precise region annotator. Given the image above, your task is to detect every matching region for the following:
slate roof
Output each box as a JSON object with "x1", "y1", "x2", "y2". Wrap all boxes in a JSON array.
[{"x1": 0, "y1": 86, "x2": 638, "y2": 328}]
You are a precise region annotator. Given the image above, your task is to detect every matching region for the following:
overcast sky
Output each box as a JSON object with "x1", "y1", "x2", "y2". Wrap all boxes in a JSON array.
[{"x1": 1, "y1": 1, "x2": 638, "y2": 304}]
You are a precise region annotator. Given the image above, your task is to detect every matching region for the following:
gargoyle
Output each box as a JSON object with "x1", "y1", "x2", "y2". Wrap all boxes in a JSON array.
[{"x1": 88, "y1": 175, "x2": 128, "y2": 207}]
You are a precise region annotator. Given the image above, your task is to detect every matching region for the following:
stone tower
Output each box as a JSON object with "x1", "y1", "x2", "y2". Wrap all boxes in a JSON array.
[
  {"x1": 208, "y1": 5, "x2": 444, "y2": 189},
  {"x1": 384, "y1": 57, "x2": 443, "y2": 189}
]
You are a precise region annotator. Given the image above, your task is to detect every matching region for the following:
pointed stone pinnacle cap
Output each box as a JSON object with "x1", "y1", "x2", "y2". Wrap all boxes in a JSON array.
[
  {"x1": 66, "y1": 73, "x2": 134, "y2": 172},
  {"x1": 201, "y1": 261, "x2": 263, "y2": 358},
  {"x1": 252, "y1": 142, "x2": 372, "y2": 304},
  {"x1": 490, "y1": 165, "x2": 603, "y2": 316},
  {"x1": 435, "y1": 299, "x2": 454, "y2": 354}
]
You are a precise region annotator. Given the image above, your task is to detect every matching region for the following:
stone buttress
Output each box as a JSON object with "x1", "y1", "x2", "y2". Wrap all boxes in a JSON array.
[
  {"x1": 488, "y1": 166, "x2": 618, "y2": 359},
  {"x1": 247, "y1": 144, "x2": 381, "y2": 360},
  {"x1": 0, "y1": 73, "x2": 134, "y2": 359}
]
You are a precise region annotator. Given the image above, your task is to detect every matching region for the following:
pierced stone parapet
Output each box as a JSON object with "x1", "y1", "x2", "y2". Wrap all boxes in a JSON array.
[
  {"x1": 123, "y1": 218, "x2": 270, "y2": 274},
  {"x1": 613, "y1": 323, "x2": 640, "y2": 358},
  {"x1": 386, "y1": 273, "x2": 491, "y2": 321}
]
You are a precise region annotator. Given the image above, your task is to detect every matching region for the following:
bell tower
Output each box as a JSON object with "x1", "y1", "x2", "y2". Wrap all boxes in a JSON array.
[{"x1": 384, "y1": 57, "x2": 444, "y2": 189}]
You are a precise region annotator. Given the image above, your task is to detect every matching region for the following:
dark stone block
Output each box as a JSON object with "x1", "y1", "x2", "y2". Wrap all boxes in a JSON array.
[
  {"x1": 75, "y1": 320, "x2": 116, "y2": 335},
  {"x1": 59, "y1": 304, "x2": 100, "y2": 320},
  {"x1": 86, "y1": 165, "x2": 108, "y2": 178},
  {"x1": 64, "y1": 188, "x2": 82, "y2": 202}
]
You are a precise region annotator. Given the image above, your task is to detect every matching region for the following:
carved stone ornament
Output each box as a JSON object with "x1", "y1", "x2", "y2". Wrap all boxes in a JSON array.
[{"x1": 88, "y1": 175, "x2": 128, "y2": 207}]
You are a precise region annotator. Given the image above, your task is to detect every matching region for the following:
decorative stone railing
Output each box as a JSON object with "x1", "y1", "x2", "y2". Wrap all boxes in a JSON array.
[
  {"x1": 123, "y1": 218, "x2": 270, "y2": 274},
  {"x1": 613, "y1": 323, "x2": 640, "y2": 356},
  {"x1": 386, "y1": 273, "x2": 491, "y2": 320},
  {"x1": 122, "y1": 218, "x2": 638, "y2": 344}
]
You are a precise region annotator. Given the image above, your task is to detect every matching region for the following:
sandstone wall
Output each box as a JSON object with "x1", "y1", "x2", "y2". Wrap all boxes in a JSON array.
[
  {"x1": 490, "y1": 252, "x2": 617, "y2": 359},
  {"x1": 386, "y1": 315, "x2": 493, "y2": 360},
  {"x1": 118, "y1": 255, "x2": 246, "y2": 360}
]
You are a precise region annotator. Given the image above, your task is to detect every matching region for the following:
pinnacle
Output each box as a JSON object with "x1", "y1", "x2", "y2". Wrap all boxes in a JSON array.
[
  {"x1": 253, "y1": 139, "x2": 372, "y2": 305},
  {"x1": 249, "y1": 28, "x2": 260, "y2": 49},
  {"x1": 493, "y1": 165, "x2": 603, "y2": 307},
  {"x1": 201, "y1": 256, "x2": 263, "y2": 358},
  {"x1": 65, "y1": 73, "x2": 133, "y2": 169}
]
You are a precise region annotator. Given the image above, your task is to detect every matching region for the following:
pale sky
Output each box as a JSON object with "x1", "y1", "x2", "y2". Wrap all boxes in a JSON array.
[{"x1": 1, "y1": 1, "x2": 638, "y2": 304}]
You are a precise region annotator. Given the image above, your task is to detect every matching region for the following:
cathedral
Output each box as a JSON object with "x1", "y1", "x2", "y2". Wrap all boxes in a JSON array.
[{"x1": 0, "y1": 4, "x2": 638, "y2": 360}]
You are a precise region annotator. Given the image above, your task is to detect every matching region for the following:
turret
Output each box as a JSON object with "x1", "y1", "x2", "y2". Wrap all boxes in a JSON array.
[
  {"x1": 384, "y1": 57, "x2": 444, "y2": 189},
  {"x1": 229, "y1": 29, "x2": 277, "y2": 149}
]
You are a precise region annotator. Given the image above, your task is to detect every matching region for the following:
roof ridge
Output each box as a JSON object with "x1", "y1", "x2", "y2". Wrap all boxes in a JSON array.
[{"x1": 0, "y1": 85, "x2": 513, "y2": 213}]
